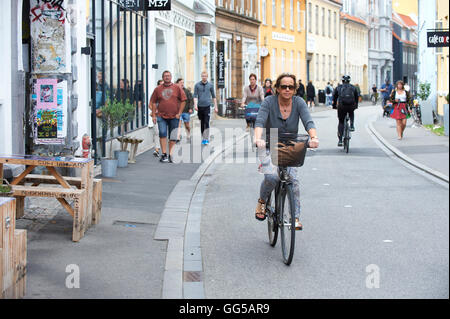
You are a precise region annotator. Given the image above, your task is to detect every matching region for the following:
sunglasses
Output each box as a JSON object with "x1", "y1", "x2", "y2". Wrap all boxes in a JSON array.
[{"x1": 280, "y1": 85, "x2": 295, "y2": 90}]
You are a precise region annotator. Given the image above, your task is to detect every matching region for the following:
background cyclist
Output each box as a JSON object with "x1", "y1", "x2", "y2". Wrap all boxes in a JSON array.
[
  {"x1": 332, "y1": 75, "x2": 359, "y2": 147},
  {"x1": 241, "y1": 73, "x2": 265, "y2": 130},
  {"x1": 253, "y1": 73, "x2": 319, "y2": 231}
]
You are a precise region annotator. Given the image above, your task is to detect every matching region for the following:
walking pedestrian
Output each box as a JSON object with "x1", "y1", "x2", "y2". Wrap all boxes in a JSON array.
[
  {"x1": 150, "y1": 71, "x2": 187, "y2": 163},
  {"x1": 263, "y1": 78, "x2": 275, "y2": 97},
  {"x1": 176, "y1": 78, "x2": 194, "y2": 141},
  {"x1": 325, "y1": 82, "x2": 333, "y2": 107},
  {"x1": 389, "y1": 80, "x2": 412, "y2": 140},
  {"x1": 380, "y1": 79, "x2": 394, "y2": 117},
  {"x1": 150, "y1": 79, "x2": 164, "y2": 157},
  {"x1": 241, "y1": 73, "x2": 264, "y2": 130},
  {"x1": 306, "y1": 81, "x2": 316, "y2": 111},
  {"x1": 296, "y1": 79, "x2": 305, "y2": 99},
  {"x1": 355, "y1": 83, "x2": 362, "y2": 103},
  {"x1": 194, "y1": 72, "x2": 218, "y2": 145}
]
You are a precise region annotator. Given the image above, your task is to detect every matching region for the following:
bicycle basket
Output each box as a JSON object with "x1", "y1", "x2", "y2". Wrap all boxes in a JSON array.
[{"x1": 271, "y1": 134, "x2": 310, "y2": 167}]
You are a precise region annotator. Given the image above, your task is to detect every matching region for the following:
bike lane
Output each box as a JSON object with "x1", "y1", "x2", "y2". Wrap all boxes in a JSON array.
[{"x1": 200, "y1": 105, "x2": 449, "y2": 298}]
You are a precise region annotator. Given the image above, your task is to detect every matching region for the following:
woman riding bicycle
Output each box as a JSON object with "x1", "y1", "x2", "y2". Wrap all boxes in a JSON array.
[
  {"x1": 242, "y1": 73, "x2": 265, "y2": 130},
  {"x1": 253, "y1": 73, "x2": 319, "y2": 230}
]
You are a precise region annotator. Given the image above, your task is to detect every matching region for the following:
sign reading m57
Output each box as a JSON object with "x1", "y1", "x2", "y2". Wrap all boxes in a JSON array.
[{"x1": 147, "y1": 0, "x2": 171, "y2": 10}]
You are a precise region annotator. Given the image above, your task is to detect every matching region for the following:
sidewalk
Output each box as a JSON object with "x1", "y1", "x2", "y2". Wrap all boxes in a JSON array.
[
  {"x1": 16, "y1": 116, "x2": 246, "y2": 298},
  {"x1": 370, "y1": 115, "x2": 449, "y2": 181}
]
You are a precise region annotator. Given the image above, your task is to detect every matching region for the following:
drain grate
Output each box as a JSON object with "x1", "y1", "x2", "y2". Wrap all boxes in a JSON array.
[
  {"x1": 113, "y1": 220, "x2": 156, "y2": 228},
  {"x1": 183, "y1": 271, "x2": 202, "y2": 282}
]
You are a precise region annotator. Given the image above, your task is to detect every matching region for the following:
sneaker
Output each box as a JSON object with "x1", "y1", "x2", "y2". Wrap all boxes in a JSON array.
[
  {"x1": 350, "y1": 125, "x2": 355, "y2": 132},
  {"x1": 160, "y1": 153, "x2": 169, "y2": 163},
  {"x1": 201, "y1": 139, "x2": 206, "y2": 145},
  {"x1": 204, "y1": 139, "x2": 209, "y2": 145},
  {"x1": 153, "y1": 149, "x2": 160, "y2": 157},
  {"x1": 338, "y1": 141, "x2": 343, "y2": 147},
  {"x1": 168, "y1": 155, "x2": 174, "y2": 163}
]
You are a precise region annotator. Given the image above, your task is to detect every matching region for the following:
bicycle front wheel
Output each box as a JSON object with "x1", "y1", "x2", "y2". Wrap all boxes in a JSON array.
[
  {"x1": 267, "y1": 188, "x2": 278, "y2": 247},
  {"x1": 279, "y1": 185, "x2": 296, "y2": 265}
]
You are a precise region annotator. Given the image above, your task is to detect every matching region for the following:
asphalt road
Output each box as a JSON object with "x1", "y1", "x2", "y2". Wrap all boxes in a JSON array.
[{"x1": 201, "y1": 105, "x2": 449, "y2": 299}]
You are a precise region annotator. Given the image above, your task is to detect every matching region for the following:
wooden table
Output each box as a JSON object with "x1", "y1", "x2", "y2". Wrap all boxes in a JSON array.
[{"x1": 0, "y1": 155, "x2": 94, "y2": 242}]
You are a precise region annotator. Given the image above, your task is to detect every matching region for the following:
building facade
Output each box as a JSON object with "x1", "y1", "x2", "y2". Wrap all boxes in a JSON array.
[
  {"x1": 258, "y1": 0, "x2": 307, "y2": 86},
  {"x1": 215, "y1": 0, "x2": 260, "y2": 110},
  {"x1": 340, "y1": 0, "x2": 370, "y2": 96},
  {"x1": 367, "y1": 0, "x2": 394, "y2": 88},
  {"x1": 392, "y1": 11, "x2": 418, "y2": 93},
  {"x1": 306, "y1": 0, "x2": 342, "y2": 93},
  {"x1": 436, "y1": 0, "x2": 449, "y2": 122}
]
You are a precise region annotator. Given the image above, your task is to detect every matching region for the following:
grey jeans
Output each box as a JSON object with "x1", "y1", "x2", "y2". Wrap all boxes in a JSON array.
[{"x1": 259, "y1": 167, "x2": 301, "y2": 218}]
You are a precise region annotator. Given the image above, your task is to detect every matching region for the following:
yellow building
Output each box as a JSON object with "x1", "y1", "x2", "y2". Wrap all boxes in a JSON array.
[
  {"x1": 259, "y1": 0, "x2": 307, "y2": 85},
  {"x1": 436, "y1": 0, "x2": 449, "y2": 119},
  {"x1": 305, "y1": 0, "x2": 342, "y2": 93},
  {"x1": 393, "y1": 0, "x2": 418, "y2": 23}
]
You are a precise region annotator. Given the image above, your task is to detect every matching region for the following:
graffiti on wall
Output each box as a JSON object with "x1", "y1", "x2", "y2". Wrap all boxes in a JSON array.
[{"x1": 30, "y1": 0, "x2": 69, "y2": 73}]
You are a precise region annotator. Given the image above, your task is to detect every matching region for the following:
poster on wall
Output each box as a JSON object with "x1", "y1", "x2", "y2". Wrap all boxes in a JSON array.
[
  {"x1": 30, "y1": 0, "x2": 71, "y2": 73},
  {"x1": 33, "y1": 78, "x2": 67, "y2": 144}
]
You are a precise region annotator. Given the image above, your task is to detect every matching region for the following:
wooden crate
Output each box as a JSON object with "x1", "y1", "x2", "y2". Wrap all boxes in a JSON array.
[{"x1": 0, "y1": 198, "x2": 27, "y2": 299}]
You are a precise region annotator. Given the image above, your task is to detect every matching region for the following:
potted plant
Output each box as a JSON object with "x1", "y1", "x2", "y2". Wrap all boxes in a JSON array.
[
  {"x1": 417, "y1": 81, "x2": 434, "y2": 125},
  {"x1": 0, "y1": 179, "x2": 13, "y2": 197},
  {"x1": 114, "y1": 99, "x2": 135, "y2": 168},
  {"x1": 100, "y1": 98, "x2": 125, "y2": 177}
]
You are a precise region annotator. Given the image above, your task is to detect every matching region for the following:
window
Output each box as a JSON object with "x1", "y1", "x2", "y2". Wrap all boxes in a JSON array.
[
  {"x1": 297, "y1": 51, "x2": 301, "y2": 77},
  {"x1": 218, "y1": 0, "x2": 223, "y2": 6},
  {"x1": 322, "y1": 54, "x2": 326, "y2": 80},
  {"x1": 262, "y1": 0, "x2": 266, "y2": 24},
  {"x1": 322, "y1": 7, "x2": 325, "y2": 36},
  {"x1": 308, "y1": 2, "x2": 312, "y2": 32},
  {"x1": 230, "y1": 0, "x2": 234, "y2": 10},
  {"x1": 328, "y1": 9, "x2": 331, "y2": 38},
  {"x1": 333, "y1": 56, "x2": 337, "y2": 81},
  {"x1": 272, "y1": 48, "x2": 277, "y2": 79},
  {"x1": 334, "y1": 12, "x2": 337, "y2": 39},
  {"x1": 291, "y1": 50, "x2": 294, "y2": 74},
  {"x1": 281, "y1": 1, "x2": 285, "y2": 28},
  {"x1": 272, "y1": 0, "x2": 276, "y2": 26},
  {"x1": 316, "y1": 54, "x2": 319, "y2": 81},
  {"x1": 297, "y1": 1, "x2": 301, "y2": 31},
  {"x1": 282, "y1": 49, "x2": 286, "y2": 72},
  {"x1": 328, "y1": 55, "x2": 332, "y2": 81},
  {"x1": 436, "y1": 21, "x2": 443, "y2": 53},
  {"x1": 290, "y1": 0, "x2": 294, "y2": 30},
  {"x1": 315, "y1": 5, "x2": 319, "y2": 35}
]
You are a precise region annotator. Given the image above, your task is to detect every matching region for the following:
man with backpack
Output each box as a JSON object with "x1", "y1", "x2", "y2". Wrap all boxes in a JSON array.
[
  {"x1": 332, "y1": 75, "x2": 359, "y2": 147},
  {"x1": 325, "y1": 82, "x2": 333, "y2": 107}
]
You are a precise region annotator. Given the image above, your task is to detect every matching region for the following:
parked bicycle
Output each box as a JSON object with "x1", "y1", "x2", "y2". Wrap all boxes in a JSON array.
[
  {"x1": 410, "y1": 99, "x2": 422, "y2": 125},
  {"x1": 370, "y1": 92, "x2": 379, "y2": 105},
  {"x1": 262, "y1": 134, "x2": 310, "y2": 265}
]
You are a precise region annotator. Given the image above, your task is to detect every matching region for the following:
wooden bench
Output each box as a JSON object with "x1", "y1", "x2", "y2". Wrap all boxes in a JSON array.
[
  {"x1": 11, "y1": 185, "x2": 87, "y2": 242},
  {"x1": 0, "y1": 155, "x2": 94, "y2": 242},
  {"x1": 1, "y1": 198, "x2": 27, "y2": 299},
  {"x1": 20, "y1": 175, "x2": 102, "y2": 225},
  {"x1": 117, "y1": 137, "x2": 144, "y2": 164}
]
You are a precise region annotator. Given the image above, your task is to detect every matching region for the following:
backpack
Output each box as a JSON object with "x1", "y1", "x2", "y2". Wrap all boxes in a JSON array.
[
  {"x1": 339, "y1": 84, "x2": 356, "y2": 106},
  {"x1": 325, "y1": 86, "x2": 331, "y2": 94}
]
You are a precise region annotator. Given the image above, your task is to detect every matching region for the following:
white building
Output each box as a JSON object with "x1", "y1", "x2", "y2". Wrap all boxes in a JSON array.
[{"x1": 367, "y1": 0, "x2": 394, "y2": 88}]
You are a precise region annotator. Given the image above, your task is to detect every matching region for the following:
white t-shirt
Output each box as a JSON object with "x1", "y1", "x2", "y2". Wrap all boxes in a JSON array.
[{"x1": 395, "y1": 91, "x2": 407, "y2": 102}]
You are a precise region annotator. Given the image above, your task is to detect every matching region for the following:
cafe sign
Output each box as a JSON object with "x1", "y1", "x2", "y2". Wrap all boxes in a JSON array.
[{"x1": 427, "y1": 30, "x2": 449, "y2": 47}]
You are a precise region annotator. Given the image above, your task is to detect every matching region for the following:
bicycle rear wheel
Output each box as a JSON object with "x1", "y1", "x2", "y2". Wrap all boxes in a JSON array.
[
  {"x1": 279, "y1": 185, "x2": 296, "y2": 265},
  {"x1": 267, "y1": 188, "x2": 278, "y2": 247},
  {"x1": 344, "y1": 122, "x2": 350, "y2": 153}
]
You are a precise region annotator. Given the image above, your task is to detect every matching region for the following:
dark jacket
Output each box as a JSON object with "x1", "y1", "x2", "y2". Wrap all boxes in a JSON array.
[
  {"x1": 332, "y1": 83, "x2": 359, "y2": 109},
  {"x1": 389, "y1": 89, "x2": 412, "y2": 107},
  {"x1": 296, "y1": 83, "x2": 305, "y2": 97},
  {"x1": 306, "y1": 83, "x2": 316, "y2": 98}
]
